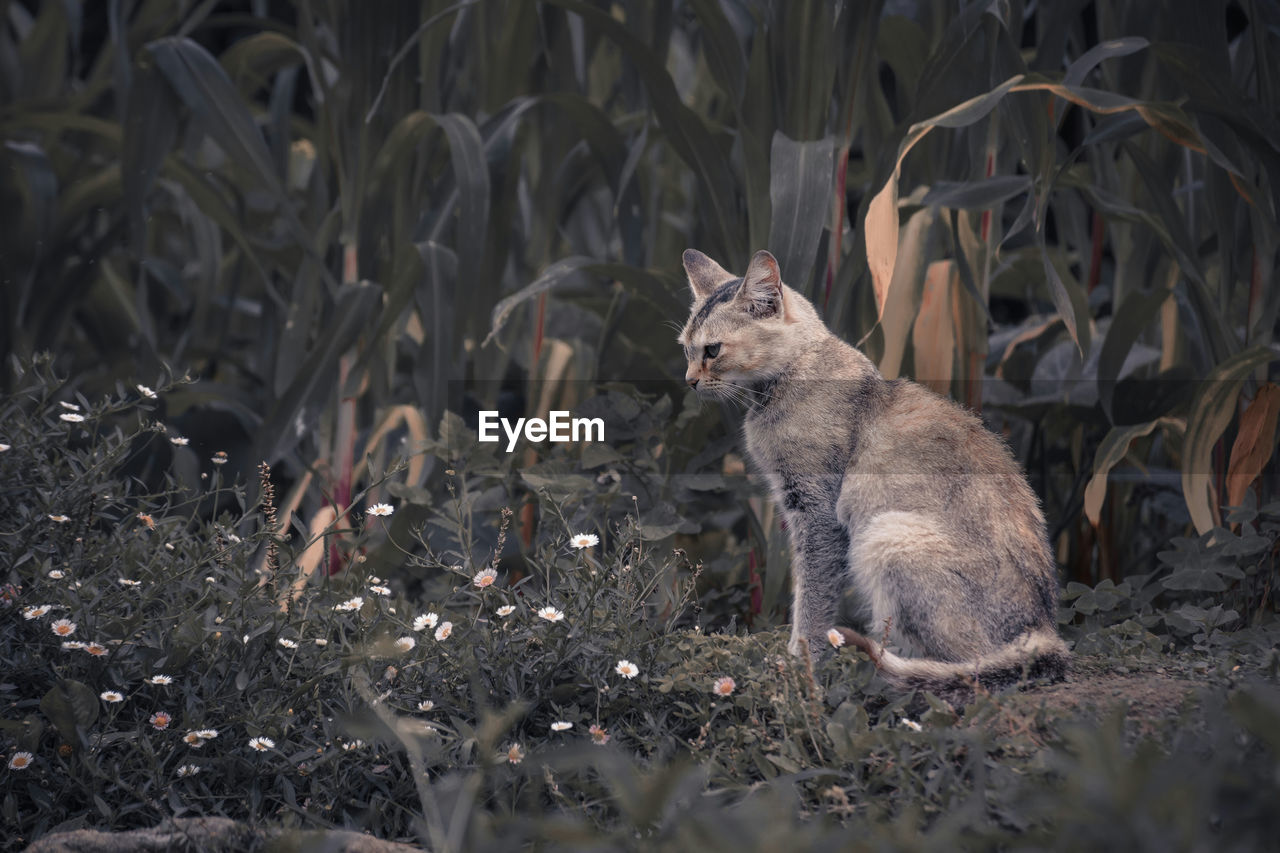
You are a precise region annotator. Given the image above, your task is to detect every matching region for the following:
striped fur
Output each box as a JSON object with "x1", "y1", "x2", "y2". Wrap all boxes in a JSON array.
[{"x1": 679, "y1": 248, "x2": 1069, "y2": 700}]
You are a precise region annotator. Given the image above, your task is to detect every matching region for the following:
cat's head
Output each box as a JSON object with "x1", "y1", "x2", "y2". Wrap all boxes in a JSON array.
[{"x1": 677, "y1": 249, "x2": 819, "y2": 399}]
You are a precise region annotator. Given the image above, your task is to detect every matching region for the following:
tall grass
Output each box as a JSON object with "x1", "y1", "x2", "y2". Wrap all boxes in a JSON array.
[{"x1": 1, "y1": 0, "x2": 1276, "y2": 595}]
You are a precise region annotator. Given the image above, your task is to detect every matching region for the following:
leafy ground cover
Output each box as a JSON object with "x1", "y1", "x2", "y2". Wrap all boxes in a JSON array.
[{"x1": 2, "y1": 367, "x2": 1278, "y2": 852}]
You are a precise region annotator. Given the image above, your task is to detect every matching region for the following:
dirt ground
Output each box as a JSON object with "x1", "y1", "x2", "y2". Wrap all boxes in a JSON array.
[{"x1": 1030, "y1": 656, "x2": 1199, "y2": 719}]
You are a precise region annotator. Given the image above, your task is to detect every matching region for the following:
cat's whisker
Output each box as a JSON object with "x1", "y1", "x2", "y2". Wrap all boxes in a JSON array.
[{"x1": 721, "y1": 381, "x2": 774, "y2": 408}]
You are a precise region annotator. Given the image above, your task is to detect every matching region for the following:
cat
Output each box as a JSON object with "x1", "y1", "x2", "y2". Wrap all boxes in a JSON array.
[{"x1": 678, "y1": 248, "x2": 1068, "y2": 698}]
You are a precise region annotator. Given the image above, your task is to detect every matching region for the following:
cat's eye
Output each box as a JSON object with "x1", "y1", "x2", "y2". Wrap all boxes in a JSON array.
[{"x1": 703, "y1": 343, "x2": 721, "y2": 360}]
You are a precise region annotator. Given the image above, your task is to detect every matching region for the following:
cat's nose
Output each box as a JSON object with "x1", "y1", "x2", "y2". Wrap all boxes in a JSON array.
[{"x1": 688, "y1": 377, "x2": 699, "y2": 389}]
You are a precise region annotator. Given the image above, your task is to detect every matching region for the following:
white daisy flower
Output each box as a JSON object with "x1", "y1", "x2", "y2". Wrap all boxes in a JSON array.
[
  {"x1": 901, "y1": 718, "x2": 923, "y2": 732},
  {"x1": 194, "y1": 729, "x2": 219, "y2": 740},
  {"x1": 177, "y1": 764, "x2": 200, "y2": 777},
  {"x1": 496, "y1": 605, "x2": 515, "y2": 617},
  {"x1": 569, "y1": 532, "x2": 599, "y2": 549},
  {"x1": 536, "y1": 606, "x2": 565, "y2": 623},
  {"x1": 248, "y1": 736, "x2": 275, "y2": 751},
  {"x1": 334, "y1": 597, "x2": 364, "y2": 612},
  {"x1": 0, "y1": 443, "x2": 10, "y2": 452},
  {"x1": 149, "y1": 711, "x2": 172, "y2": 730},
  {"x1": 614, "y1": 659, "x2": 639, "y2": 679},
  {"x1": 170, "y1": 436, "x2": 190, "y2": 446},
  {"x1": 394, "y1": 636, "x2": 416, "y2": 653},
  {"x1": 47, "y1": 570, "x2": 65, "y2": 579},
  {"x1": 211, "y1": 451, "x2": 228, "y2": 465},
  {"x1": 712, "y1": 676, "x2": 735, "y2": 696},
  {"x1": 369, "y1": 585, "x2": 391, "y2": 596},
  {"x1": 100, "y1": 691, "x2": 124, "y2": 703},
  {"x1": 472, "y1": 568, "x2": 498, "y2": 588},
  {"x1": 551, "y1": 721, "x2": 572, "y2": 732},
  {"x1": 416, "y1": 700, "x2": 434, "y2": 712},
  {"x1": 48, "y1": 514, "x2": 71, "y2": 523},
  {"x1": 434, "y1": 622, "x2": 453, "y2": 642},
  {"x1": 413, "y1": 613, "x2": 439, "y2": 632},
  {"x1": 278, "y1": 638, "x2": 298, "y2": 649},
  {"x1": 314, "y1": 638, "x2": 329, "y2": 647},
  {"x1": 59, "y1": 413, "x2": 85, "y2": 423},
  {"x1": 118, "y1": 578, "x2": 141, "y2": 587},
  {"x1": 827, "y1": 628, "x2": 846, "y2": 649},
  {"x1": 59, "y1": 401, "x2": 80, "y2": 411},
  {"x1": 506, "y1": 743, "x2": 524, "y2": 764},
  {"x1": 365, "y1": 503, "x2": 395, "y2": 517},
  {"x1": 61, "y1": 641, "x2": 86, "y2": 651},
  {"x1": 145, "y1": 675, "x2": 173, "y2": 685},
  {"x1": 136, "y1": 384, "x2": 157, "y2": 399},
  {"x1": 182, "y1": 732, "x2": 204, "y2": 747},
  {"x1": 22, "y1": 605, "x2": 51, "y2": 620},
  {"x1": 8, "y1": 752, "x2": 34, "y2": 770},
  {"x1": 50, "y1": 619, "x2": 76, "y2": 637}
]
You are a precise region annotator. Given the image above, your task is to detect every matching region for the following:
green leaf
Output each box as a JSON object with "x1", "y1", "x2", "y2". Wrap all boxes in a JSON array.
[
  {"x1": 1122, "y1": 141, "x2": 1235, "y2": 365},
  {"x1": 1182, "y1": 345, "x2": 1276, "y2": 534},
  {"x1": 40, "y1": 680, "x2": 99, "y2": 748},
  {"x1": 689, "y1": 0, "x2": 746, "y2": 107},
  {"x1": 1063, "y1": 37, "x2": 1150, "y2": 87},
  {"x1": 3, "y1": 140, "x2": 57, "y2": 250},
  {"x1": 1039, "y1": 241, "x2": 1091, "y2": 356},
  {"x1": 767, "y1": 131, "x2": 834, "y2": 297},
  {"x1": 545, "y1": 0, "x2": 743, "y2": 262},
  {"x1": 260, "y1": 281, "x2": 384, "y2": 463},
  {"x1": 219, "y1": 31, "x2": 305, "y2": 91},
  {"x1": 483, "y1": 256, "x2": 594, "y2": 348},
  {"x1": 923, "y1": 175, "x2": 1031, "y2": 210},
  {"x1": 1083, "y1": 419, "x2": 1181, "y2": 527},
  {"x1": 520, "y1": 461, "x2": 594, "y2": 496},
  {"x1": 148, "y1": 37, "x2": 285, "y2": 200},
  {"x1": 1097, "y1": 286, "x2": 1174, "y2": 421},
  {"x1": 428, "y1": 113, "x2": 489, "y2": 285},
  {"x1": 122, "y1": 54, "x2": 181, "y2": 253},
  {"x1": 1161, "y1": 568, "x2": 1227, "y2": 592},
  {"x1": 412, "y1": 241, "x2": 460, "y2": 427}
]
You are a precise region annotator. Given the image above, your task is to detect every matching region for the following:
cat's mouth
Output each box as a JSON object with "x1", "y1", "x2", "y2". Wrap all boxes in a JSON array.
[{"x1": 694, "y1": 376, "x2": 771, "y2": 409}]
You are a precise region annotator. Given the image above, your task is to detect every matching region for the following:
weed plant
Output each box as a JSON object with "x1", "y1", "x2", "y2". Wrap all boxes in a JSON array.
[{"x1": 2, "y1": 362, "x2": 1279, "y2": 851}]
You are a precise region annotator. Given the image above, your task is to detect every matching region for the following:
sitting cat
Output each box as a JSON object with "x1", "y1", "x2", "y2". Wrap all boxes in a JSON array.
[{"x1": 678, "y1": 248, "x2": 1068, "y2": 697}]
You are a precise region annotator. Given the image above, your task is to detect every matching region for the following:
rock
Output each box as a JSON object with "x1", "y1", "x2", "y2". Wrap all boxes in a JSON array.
[{"x1": 24, "y1": 817, "x2": 423, "y2": 853}]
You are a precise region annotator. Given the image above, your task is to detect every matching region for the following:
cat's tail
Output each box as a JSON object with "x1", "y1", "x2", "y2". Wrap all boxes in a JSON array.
[{"x1": 833, "y1": 626, "x2": 1068, "y2": 696}]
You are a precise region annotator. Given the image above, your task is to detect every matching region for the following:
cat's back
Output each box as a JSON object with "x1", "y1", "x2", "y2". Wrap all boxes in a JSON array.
[{"x1": 844, "y1": 379, "x2": 1046, "y2": 541}]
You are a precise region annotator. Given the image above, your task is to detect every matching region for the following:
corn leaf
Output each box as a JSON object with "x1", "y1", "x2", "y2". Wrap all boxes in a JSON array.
[{"x1": 1182, "y1": 346, "x2": 1276, "y2": 534}]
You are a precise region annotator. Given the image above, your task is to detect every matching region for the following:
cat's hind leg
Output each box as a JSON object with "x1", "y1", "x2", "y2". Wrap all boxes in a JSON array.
[{"x1": 847, "y1": 511, "x2": 993, "y2": 662}]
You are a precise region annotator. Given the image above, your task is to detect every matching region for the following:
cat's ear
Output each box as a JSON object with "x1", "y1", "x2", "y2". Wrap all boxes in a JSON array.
[
  {"x1": 736, "y1": 250, "x2": 783, "y2": 318},
  {"x1": 683, "y1": 249, "x2": 731, "y2": 301}
]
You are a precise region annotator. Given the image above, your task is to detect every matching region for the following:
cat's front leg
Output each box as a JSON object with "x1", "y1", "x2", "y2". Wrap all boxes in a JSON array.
[{"x1": 785, "y1": 516, "x2": 851, "y2": 660}]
